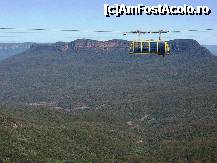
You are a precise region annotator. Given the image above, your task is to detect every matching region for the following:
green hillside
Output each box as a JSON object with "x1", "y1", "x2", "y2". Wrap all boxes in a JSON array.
[{"x1": 0, "y1": 39, "x2": 217, "y2": 162}]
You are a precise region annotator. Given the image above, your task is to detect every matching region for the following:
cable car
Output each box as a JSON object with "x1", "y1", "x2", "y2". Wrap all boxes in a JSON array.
[
  {"x1": 123, "y1": 30, "x2": 170, "y2": 56},
  {"x1": 129, "y1": 40, "x2": 170, "y2": 56}
]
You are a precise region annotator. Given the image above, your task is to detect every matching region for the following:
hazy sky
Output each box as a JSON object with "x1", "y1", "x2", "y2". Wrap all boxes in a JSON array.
[{"x1": 0, "y1": 0, "x2": 216, "y2": 44}]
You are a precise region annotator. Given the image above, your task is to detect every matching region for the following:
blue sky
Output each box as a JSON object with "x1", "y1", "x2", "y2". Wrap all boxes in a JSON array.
[{"x1": 0, "y1": 0, "x2": 216, "y2": 44}]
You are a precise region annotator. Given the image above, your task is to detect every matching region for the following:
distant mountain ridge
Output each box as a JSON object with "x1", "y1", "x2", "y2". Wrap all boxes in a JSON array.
[
  {"x1": 0, "y1": 39, "x2": 216, "y2": 106},
  {"x1": 204, "y1": 45, "x2": 217, "y2": 56},
  {"x1": 28, "y1": 39, "x2": 213, "y2": 56},
  {"x1": 0, "y1": 40, "x2": 214, "y2": 61},
  {"x1": 0, "y1": 43, "x2": 33, "y2": 50},
  {"x1": 0, "y1": 43, "x2": 32, "y2": 61}
]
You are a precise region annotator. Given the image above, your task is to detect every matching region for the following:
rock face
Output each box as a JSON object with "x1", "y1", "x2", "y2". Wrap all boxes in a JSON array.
[
  {"x1": 30, "y1": 39, "x2": 129, "y2": 54},
  {"x1": 70, "y1": 39, "x2": 129, "y2": 49}
]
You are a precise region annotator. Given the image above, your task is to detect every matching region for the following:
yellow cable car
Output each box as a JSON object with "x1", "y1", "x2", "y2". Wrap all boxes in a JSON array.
[
  {"x1": 129, "y1": 40, "x2": 170, "y2": 56},
  {"x1": 124, "y1": 30, "x2": 170, "y2": 56}
]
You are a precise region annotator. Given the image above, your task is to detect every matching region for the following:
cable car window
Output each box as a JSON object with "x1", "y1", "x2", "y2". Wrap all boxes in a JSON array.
[
  {"x1": 150, "y1": 42, "x2": 158, "y2": 53},
  {"x1": 142, "y1": 42, "x2": 149, "y2": 53},
  {"x1": 129, "y1": 42, "x2": 134, "y2": 53},
  {"x1": 158, "y1": 42, "x2": 165, "y2": 55},
  {"x1": 134, "y1": 42, "x2": 141, "y2": 53}
]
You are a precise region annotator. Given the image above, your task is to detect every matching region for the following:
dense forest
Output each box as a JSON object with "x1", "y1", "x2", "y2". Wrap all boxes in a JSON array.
[{"x1": 0, "y1": 39, "x2": 217, "y2": 162}]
